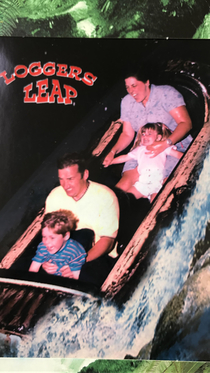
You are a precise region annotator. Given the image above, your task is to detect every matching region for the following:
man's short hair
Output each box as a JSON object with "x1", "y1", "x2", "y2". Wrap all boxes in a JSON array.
[{"x1": 57, "y1": 152, "x2": 87, "y2": 176}]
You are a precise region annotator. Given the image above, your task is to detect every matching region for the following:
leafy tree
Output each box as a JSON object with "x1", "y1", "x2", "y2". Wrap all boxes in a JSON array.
[
  {"x1": 0, "y1": 0, "x2": 21, "y2": 36},
  {"x1": 79, "y1": 360, "x2": 210, "y2": 373}
]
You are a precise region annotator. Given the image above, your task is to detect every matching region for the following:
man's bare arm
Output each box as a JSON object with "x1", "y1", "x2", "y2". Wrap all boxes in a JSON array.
[{"x1": 86, "y1": 236, "x2": 115, "y2": 262}]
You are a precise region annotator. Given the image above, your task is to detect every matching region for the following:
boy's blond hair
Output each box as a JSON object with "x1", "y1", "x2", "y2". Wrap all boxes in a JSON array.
[{"x1": 42, "y1": 210, "x2": 78, "y2": 236}]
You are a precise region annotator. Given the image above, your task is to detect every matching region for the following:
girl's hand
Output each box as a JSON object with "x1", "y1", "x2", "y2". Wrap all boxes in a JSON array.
[
  {"x1": 103, "y1": 151, "x2": 115, "y2": 167},
  {"x1": 146, "y1": 141, "x2": 168, "y2": 158}
]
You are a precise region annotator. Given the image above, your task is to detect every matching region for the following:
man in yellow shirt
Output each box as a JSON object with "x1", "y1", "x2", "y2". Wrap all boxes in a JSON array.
[{"x1": 44, "y1": 152, "x2": 119, "y2": 285}]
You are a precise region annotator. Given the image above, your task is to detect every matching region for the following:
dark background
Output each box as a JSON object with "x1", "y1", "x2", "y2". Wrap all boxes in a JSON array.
[{"x1": 0, "y1": 38, "x2": 210, "y2": 212}]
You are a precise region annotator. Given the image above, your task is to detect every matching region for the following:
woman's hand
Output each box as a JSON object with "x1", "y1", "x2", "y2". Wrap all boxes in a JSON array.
[
  {"x1": 146, "y1": 140, "x2": 168, "y2": 158},
  {"x1": 103, "y1": 150, "x2": 115, "y2": 167},
  {"x1": 42, "y1": 260, "x2": 58, "y2": 274}
]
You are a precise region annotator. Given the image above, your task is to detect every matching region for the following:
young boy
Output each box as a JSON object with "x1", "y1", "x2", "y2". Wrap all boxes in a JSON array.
[{"x1": 29, "y1": 209, "x2": 87, "y2": 279}]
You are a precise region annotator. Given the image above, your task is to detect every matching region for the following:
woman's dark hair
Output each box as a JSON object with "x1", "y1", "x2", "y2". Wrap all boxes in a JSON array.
[
  {"x1": 57, "y1": 152, "x2": 87, "y2": 176},
  {"x1": 124, "y1": 64, "x2": 151, "y2": 83}
]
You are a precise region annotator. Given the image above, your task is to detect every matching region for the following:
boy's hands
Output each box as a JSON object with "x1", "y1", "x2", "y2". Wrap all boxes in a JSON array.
[
  {"x1": 42, "y1": 260, "x2": 57, "y2": 274},
  {"x1": 60, "y1": 265, "x2": 73, "y2": 277},
  {"x1": 42, "y1": 261, "x2": 80, "y2": 279},
  {"x1": 60, "y1": 266, "x2": 80, "y2": 279}
]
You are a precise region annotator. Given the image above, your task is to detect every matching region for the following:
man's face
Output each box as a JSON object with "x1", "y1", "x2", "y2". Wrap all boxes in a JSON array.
[
  {"x1": 58, "y1": 164, "x2": 88, "y2": 200},
  {"x1": 125, "y1": 77, "x2": 150, "y2": 104}
]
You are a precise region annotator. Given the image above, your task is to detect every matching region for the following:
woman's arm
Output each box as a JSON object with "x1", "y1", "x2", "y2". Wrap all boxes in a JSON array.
[
  {"x1": 169, "y1": 148, "x2": 184, "y2": 159},
  {"x1": 167, "y1": 105, "x2": 192, "y2": 144},
  {"x1": 29, "y1": 261, "x2": 42, "y2": 272},
  {"x1": 103, "y1": 121, "x2": 135, "y2": 167},
  {"x1": 147, "y1": 105, "x2": 192, "y2": 157}
]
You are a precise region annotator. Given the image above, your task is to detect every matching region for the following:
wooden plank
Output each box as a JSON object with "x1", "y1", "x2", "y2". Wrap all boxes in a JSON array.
[
  {"x1": 7, "y1": 290, "x2": 35, "y2": 327},
  {"x1": 0, "y1": 208, "x2": 44, "y2": 269},
  {"x1": 0, "y1": 277, "x2": 98, "y2": 299},
  {"x1": 0, "y1": 329, "x2": 30, "y2": 339},
  {"x1": 101, "y1": 117, "x2": 210, "y2": 299},
  {"x1": 92, "y1": 120, "x2": 122, "y2": 156}
]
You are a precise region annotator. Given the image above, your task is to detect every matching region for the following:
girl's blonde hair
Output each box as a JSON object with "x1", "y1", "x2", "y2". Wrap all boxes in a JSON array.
[
  {"x1": 133, "y1": 122, "x2": 172, "y2": 149},
  {"x1": 42, "y1": 210, "x2": 78, "y2": 236}
]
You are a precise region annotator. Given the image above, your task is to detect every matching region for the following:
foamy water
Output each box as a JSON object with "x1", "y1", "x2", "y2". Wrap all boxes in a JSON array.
[{"x1": 17, "y1": 147, "x2": 210, "y2": 359}]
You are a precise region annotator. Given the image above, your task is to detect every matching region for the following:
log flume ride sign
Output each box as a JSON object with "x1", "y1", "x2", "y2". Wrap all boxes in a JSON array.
[{"x1": 0, "y1": 62, "x2": 97, "y2": 104}]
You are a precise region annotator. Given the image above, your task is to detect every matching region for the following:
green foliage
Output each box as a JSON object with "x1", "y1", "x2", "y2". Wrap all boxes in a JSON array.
[
  {"x1": 133, "y1": 361, "x2": 207, "y2": 373},
  {"x1": 0, "y1": 0, "x2": 20, "y2": 36},
  {"x1": 79, "y1": 360, "x2": 210, "y2": 373},
  {"x1": 101, "y1": 0, "x2": 111, "y2": 12},
  {"x1": 98, "y1": 0, "x2": 209, "y2": 38},
  {"x1": 79, "y1": 359, "x2": 142, "y2": 373}
]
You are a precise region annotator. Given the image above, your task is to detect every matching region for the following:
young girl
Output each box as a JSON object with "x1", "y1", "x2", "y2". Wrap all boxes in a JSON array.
[
  {"x1": 29, "y1": 209, "x2": 87, "y2": 279},
  {"x1": 109, "y1": 122, "x2": 183, "y2": 202}
]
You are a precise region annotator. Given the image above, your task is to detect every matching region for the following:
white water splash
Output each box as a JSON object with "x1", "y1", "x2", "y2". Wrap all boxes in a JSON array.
[{"x1": 18, "y1": 148, "x2": 210, "y2": 359}]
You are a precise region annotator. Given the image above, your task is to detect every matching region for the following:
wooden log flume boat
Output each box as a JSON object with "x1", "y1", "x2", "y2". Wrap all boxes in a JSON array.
[{"x1": 0, "y1": 62, "x2": 209, "y2": 337}]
